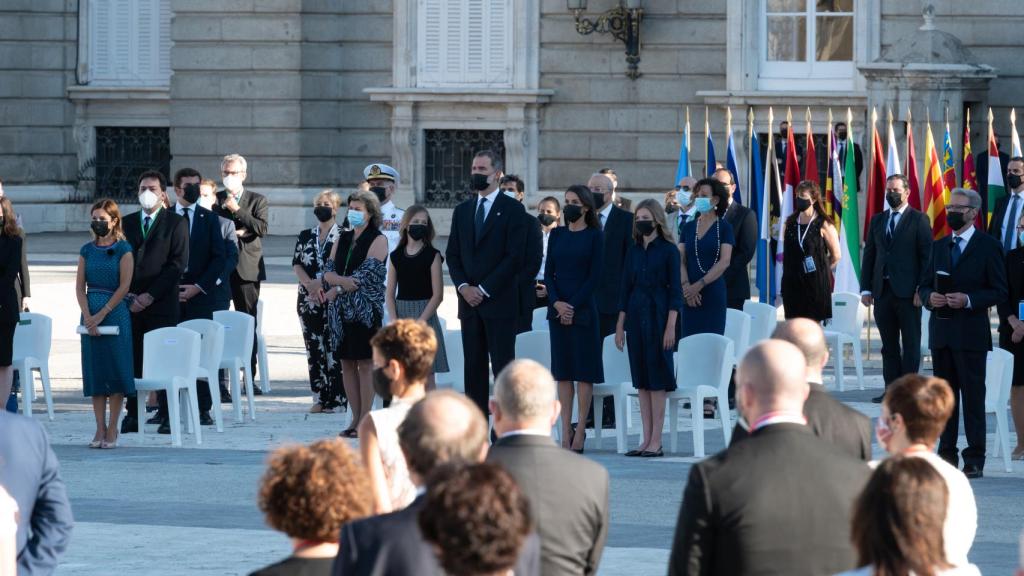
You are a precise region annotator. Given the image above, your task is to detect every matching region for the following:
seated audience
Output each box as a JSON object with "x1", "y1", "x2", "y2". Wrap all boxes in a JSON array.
[
  {"x1": 252, "y1": 439, "x2": 371, "y2": 576},
  {"x1": 488, "y1": 359, "x2": 609, "y2": 576}
]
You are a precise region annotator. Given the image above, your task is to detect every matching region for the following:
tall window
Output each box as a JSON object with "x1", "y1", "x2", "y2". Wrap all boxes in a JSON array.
[
  {"x1": 86, "y1": 0, "x2": 171, "y2": 86},
  {"x1": 760, "y1": 0, "x2": 854, "y2": 89},
  {"x1": 417, "y1": 0, "x2": 513, "y2": 87}
]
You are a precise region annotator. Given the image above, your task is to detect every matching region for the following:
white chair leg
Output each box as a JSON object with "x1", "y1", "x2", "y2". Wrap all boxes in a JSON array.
[
  {"x1": 614, "y1": 387, "x2": 627, "y2": 453},
  {"x1": 243, "y1": 367, "x2": 256, "y2": 422},
  {"x1": 136, "y1": 394, "x2": 146, "y2": 439},
  {"x1": 669, "y1": 398, "x2": 679, "y2": 454},
  {"x1": 182, "y1": 388, "x2": 194, "y2": 435},
  {"x1": 167, "y1": 390, "x2": 182, "y2": 447},
  {"x1": 188, "y1": 385, "x2": 202, "y2": 445},
  {"x1": 258, "y1": 335, "x2": 271, "y2": 392},
  {"x1": 40, "y1": 366, "x2": 54, "y2": 421},
  {"x1": 718, "y1": 391, "x2": 731, "y2": 446},
  {"x1": 16, "y1": 364, "x2": 30, "y2": 418},
  {"x1": 691, "y1": 396, "x2": 705, "y2": 458},
  {"x1": 205, "y1": 379, "x2": 224, "y2": 433},
  {"x1": 852, "y1": 338, "x2": 865, "y2": 390},
  {"x1": 996, "y1": 409, "x2": 1012, "y2": 472},
  {"x1": 836, "y1": 340, "x2": 847, "y2": 392},
  {"x1": 230, "y1": 367, "x2": 243, "y2": 423},
  {"x1": 593, "y1": 396, "x2": 605, "y2": 447}
]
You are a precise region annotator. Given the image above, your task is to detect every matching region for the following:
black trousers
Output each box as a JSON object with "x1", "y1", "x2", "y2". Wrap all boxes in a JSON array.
[
  {"x1": 230, "y1": 277, "x2": 260, "y2": 380},
  {"x1": 875, "y1": 284, "x2": 922, "y2": 386},
  {"x1": 933, "y1": 347, "x2": 987, "y2": 468},
  {"x1": 127, "y1": 310, "x2": 179, "y2": 421},
  {"x1": 461, "y1": 312, "x2": 516, "y2": 417},
  {"x1": 727, "y1": 299, "x2": 745, "y2": 311}
]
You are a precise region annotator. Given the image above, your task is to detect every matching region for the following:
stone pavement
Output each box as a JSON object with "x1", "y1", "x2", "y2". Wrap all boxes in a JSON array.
[{"x1": 17, "y1": 233, "x2": 1024, "y2": 575}]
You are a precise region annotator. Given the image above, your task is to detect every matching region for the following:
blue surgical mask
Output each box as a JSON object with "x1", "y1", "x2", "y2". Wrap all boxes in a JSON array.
[
  {"x1": 676, "y1": 189, "x2": 692, "y2": 206},
  {"x1": 347, "y1": 209, "x2": 366, "y2": 228},
  {"x1": 1018, "y1": 230, "x2": 1024, "y2": 246},
  {"x1": 694, "y1": 197, "x2": 712, "y2": 214}
]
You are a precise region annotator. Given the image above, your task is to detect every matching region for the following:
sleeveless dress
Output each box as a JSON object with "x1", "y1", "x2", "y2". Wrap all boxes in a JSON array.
[
  {"x1": 80, "y1": 240, "x2": 135, "y2": 397},
  {"x1": 390, "y1": 244, "x2": 449, "y2": 372},
  {"x1": 367, "y1": 397, "x2": 417, "y2": 510},
  {"x1": 333, "y1": 226, "x2": 384, "y2": 360},
  {"x1": 782, "y1": 215, "x2": 833, "y2": 321},
  {"x1": 680, "y1": 217, "x2": 735, "y2": 337}
]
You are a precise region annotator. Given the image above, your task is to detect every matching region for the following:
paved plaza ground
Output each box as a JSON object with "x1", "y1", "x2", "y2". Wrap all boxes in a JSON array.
[{"x1": 16, "y1": 233, "x2": 1024, "y2": 575}]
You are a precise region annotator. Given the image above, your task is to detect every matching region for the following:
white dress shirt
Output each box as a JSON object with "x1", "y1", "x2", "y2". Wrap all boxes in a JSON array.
[
  {"x1": 599, "y1": 201, "x2": 613, "y2": 230},
  {"x1": 538, "y1": 229, "x2": 551, "y2": 281},
  {"x1": 477, "y1": 188, "x2": 500, "y2": 221},
  {"x1": 1000, "y1": 189, "x2": 1024, "y2": 250},
  {"x1": 175, "y1": 202, "x2": 195, "y2": 235}
]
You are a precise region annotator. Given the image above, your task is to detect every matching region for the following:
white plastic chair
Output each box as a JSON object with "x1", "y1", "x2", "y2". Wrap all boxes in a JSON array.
[
  {"x1": 133, "y1": 327, "x2": 203, "y2": 447},
  {"x1": 595, "y1": 334, "x2": 629, "y2": 453},
  {"x1": 665, "y1": 334, "x2": 734, "y2": 457},
  {"x1": 514, "y1": 330, "x2": 551, "y2": 369},
  {"x1": 435, "y1": 329, "x2": 465, "y2": 393},
  {"x1": 256, "y1": 300, "x2": 271, "y2": 393},
  {"x1": 532, "y1": 307, "x2": 547, "y2": 331},
  {"x1": 920, "y1": 307, "x2": 931, "y2": 362},
  {"x1": 213, "y1": 310, "x2": 257, "y2": 423},
  {"x1": 986, "y1": 348, "x2": 1015, "y2": 472},
  {"x1": 178, "y1": 319, "x2": 226, "y2": 433},
  {"x1": 742, "y1": 300, "x2": 778, "y2": 345},
  {"x1": 823, "y1": 292, "x2": 867, "y2": 391},
  {"x1": 13, "y1": 313, "x2": 53, "y2": 420},
  {"x1": 724, "y1": 309, "x2": 752, "y2": 362}
]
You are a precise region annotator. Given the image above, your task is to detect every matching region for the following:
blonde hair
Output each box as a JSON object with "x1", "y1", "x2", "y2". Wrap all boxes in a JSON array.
[
  {"x1": 314, "y1": 189, "x2": 342, "y2": 208},
  {"x1": 633, "y1": 198, "x2": 673, "y2": 244}
]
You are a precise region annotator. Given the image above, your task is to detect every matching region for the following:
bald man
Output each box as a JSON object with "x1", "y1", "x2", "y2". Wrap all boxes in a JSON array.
[
  {"x1": 730, "y1": 319, "x2": 872, "y2": 461},
  {"x1": 487, "y1": 360, "x2": 609, "y2": 576},
  {"x1": 668, "y1": 341, "x2": 870, "y2": 576},
  {"x1": 712, "y1": 168, "x2": 758, "y2": 310}
]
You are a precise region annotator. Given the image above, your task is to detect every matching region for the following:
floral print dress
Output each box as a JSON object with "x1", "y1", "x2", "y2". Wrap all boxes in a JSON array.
[{"x1": 293, "y1": 225, "x2": 345, "y2": 410}]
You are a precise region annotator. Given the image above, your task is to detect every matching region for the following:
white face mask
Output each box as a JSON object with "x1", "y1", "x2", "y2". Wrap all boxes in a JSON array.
[
  {"x1": 198, "y1": 196, "x2": 215, "y2": 210},
  {"x1": 223, "y1": 174, "x2": 242, "y2": 193},
  {"x1": 502, "y1": 190, "x2": 518, "y2": 200},
  {"x1": 138, "y1": 190, "x2": 160, "y2": 211},
  {"x1": 676, "y1": 189, "x2": 692, "y2": 206}
]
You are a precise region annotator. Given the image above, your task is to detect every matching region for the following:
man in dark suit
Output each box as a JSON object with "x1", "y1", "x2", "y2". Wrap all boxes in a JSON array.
[
  {"x1": 920, "y1": 187, "x2": 1008, "y2": 478},
  {"x1": 200, "y1": 178, "x2": 240, "y2": 404},
  {"x1": 669, "y1": 340, "x2": 870, "y2": 576},
  {"x1": 835, "y1": 121, "x2": 863, "y2": 186},
  {"x1": 861, "y1": 174, "x2": 933, "y2": 403},
  {"x1": 987, "y1": 156, "x2": 1024, "y2": 254},
  {"x1": 712, "y1": 169, "x2": 757, "y2": 309},
  {"x1": 500, "y1": 175, "x2": 544, "y2": 334},
  {"x1": 334, "y1": 390, "x2": 540, "y2": 576},
  {"x1": 730, "y1": 319, "x2": 872, "y2": 461},
  {"x1": 211, "y1": 153, "x2": 268, "y2": 392},
  {"x1": 487, "y1": 359, "x2": 609, "y2": 576},
  {"x1": 446, "y1": 150, "x2": 527, "y2": 416},
  {"x1": 0, "y1": 412, "x2": 73, "y2": 575},
  {"x1": 170, "y1": 168, "x2": 227, "y2": 425},
  {"x1": 774, "y1": 120, "x2": 803, "y2": 178},
  {"x1": 120, "y1": 171, "x2": 189, "y2": 434}
]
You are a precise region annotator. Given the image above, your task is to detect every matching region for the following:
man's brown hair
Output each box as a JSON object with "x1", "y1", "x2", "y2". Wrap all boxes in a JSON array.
[{"x1": 884, "y1": 374, "x2": 955, "y2": 444}]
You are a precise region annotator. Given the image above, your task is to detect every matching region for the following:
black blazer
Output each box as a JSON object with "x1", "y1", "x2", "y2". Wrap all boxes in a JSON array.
[
  {"x1": 517, "y1": 214, "x2": 544, "y2": 333},
  {"x1": 215, "y1": 214, "x2": 240, "y2": 308},
  {"x1": 179, "y1": 205, "x2": 227, "y2": 309},
  {"x1": 487, "y1": 434, "x2": 610, "y2": 576},
  {"x1": 730, "y1": 383, "x2": 872, "y2": 461},
  {"x1": 123, "y1": 208, "x2": 189, "y2": 318},
  {"x1": 15, "y1": 231, "x2": 28, "y2": 305},
  {"x1": 860, "y1": 207, "x2": 933, "y2": 298},
  {"x1": 334, "y1": 494, "x2": 541, "y2": 576},
  {"x1": 213, "y1": 189, "x2": 268, "y2": 282},
  {"x1": 595, "y1": 205, "x2": 633, "y2": 315},
  {"x1": 0, "y1": 234, "x2": 22, "y2": 324},
  {"x1": 986, "y1": 191, "x2": 1024, "y2": 251},
  {"x1": 669, "y1": 423, "x2": 870, "y2": 576},
  {"x1": 836, "y1": 140, "x2": 863, "y2": 183},
  {"x1": 722, "y1": 202, "x2": 757, "y2": 303},
  {"x1": 998, "y1": 247, "x2": 1024, "y2": 337},
  {"x1": 446, "y1": 192, "x2": 527, "y2": 320},
  {"x1": 919, "y1": 231, "x2": 1007, "y2": 351}
]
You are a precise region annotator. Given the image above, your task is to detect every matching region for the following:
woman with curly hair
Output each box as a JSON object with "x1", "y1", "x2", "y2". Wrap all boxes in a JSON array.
[{"x1": 251, "y1": 439, "x2": 372, "y2": 576}]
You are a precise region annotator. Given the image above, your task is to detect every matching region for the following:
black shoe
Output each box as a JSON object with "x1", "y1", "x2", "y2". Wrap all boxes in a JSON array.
[
  {"x1": 120, "y1": 416, "x2": 138, "y2": 434},
  {"x1": 624, "y1": 449, "x2": 644, "y2": 457},
  {"x1": 570, "y1": 447, "x2": 585, "y2": 454},
  {"x1": 601, "y1": 415, "x2": 616, "y2": 429},
  {"x1": 871, "y1": 393, "x2": 885, "y2": 404},
  {"x1": 962, "y1": 464, "x2": 983, "y2": 479},
  {"x1": 253, "y1": 385, "x2": 263, "y2": 396},
  {"x1": 146, "y1": 414, "x2": 164, "y2": 425},
  {"x1": 145, "y1": 405, "x2": 158, "y2": 413},
  {"x1": 157, "y1": 420, "x2": 171, "y2": 435},
  {"x1": 220, "y1": 386, "x2": 232, "y2": 403},
  {"x1": 199, "y1": 411, "x2": 214, "y2": 426},
  {"x1": 639, "y1": 447, "x2": 664, "y2": 458}
]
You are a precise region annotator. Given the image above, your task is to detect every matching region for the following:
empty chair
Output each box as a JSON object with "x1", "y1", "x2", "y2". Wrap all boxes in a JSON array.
[
  {"x1": 595, "y1": 334, "x2": 629, "y2": 452},
  {"x1": 532, "y1": 306, "x2": 547, "y2": 331},
  {"x1": 743, "y1": 300, "x2": 778, "y2": 345},
  {"x1": 823, "y1": 292, "x2": 867, "y2": 391},
  {"x1": 178, "y1": 319, "x2": 226, "y2": 433},
  {"x1": 435, "y1": 329, "x2": 465, "y2": 394},
  {"x1": 12, "y1": 313, "x2": 54, "y2": 420},
  {"x1": 213, "y1": 310, "x2": 257, "y2": 422},
  {"x1": 920, "y1": 307, "x2": 931, "y2": 362},
  {"x1": 133, "y1": 327, "x2": 203, "y2": 447},
  {"x1": 724, "y1": 308, "x2": 752, "y2": 363},
  {"x1": 986, "y1": 348, "x2": 1015, "y2": 472},
  {"x1": 256, "y1": 300, "x2": 271, "y2": 393},
  {"x1": 666, "y1": 334, "x2": 734, "y2": 457},
  {"x1": 514, "y1": 330, "x2": 551, "y2": 369}
]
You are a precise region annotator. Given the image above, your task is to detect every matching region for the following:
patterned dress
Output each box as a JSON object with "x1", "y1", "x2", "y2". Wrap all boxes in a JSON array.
[
  {"x1": 80, "y1": 240, "x2": 134, "y2": 397},
  {"x1": 293, "y1": 225, "x2": 345, "y2": 410}
]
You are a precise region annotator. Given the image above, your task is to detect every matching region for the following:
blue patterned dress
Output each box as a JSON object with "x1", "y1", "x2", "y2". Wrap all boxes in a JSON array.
[{"x1": 80, "y1": 240, "x2": 134, "y2": 397}]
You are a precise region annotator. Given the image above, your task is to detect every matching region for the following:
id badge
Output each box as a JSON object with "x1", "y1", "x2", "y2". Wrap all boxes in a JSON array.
[{"x1": 802, "y1": 256, "x2": 817, "y2": 274}]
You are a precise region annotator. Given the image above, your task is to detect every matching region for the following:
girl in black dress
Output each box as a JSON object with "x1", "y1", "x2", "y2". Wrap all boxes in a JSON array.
[
  {"x1": 779, "y1": 180, "x2": 841, "y2": 322},
  {"x1": 0, "y1": 197, "x2": 22, "y2": 407}
]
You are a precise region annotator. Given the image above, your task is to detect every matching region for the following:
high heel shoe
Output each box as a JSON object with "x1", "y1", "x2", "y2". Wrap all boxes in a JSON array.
[
  {"x1": 100, "y1": 433, "x2": 118, "y2": 449},
  {"x1": 88, "y1": 439, "x2": 102, "y2": 449},
  {"x1": 570, "y1": 447, "x2": 585, "y2": 455}
]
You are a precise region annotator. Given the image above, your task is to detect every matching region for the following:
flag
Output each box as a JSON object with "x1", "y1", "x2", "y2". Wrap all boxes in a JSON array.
[
  {"x1": 924, "y1": 121, "x2": 949, "y2": 239},
  {"x1": 834, "y1": 108, "x2": 861, "y2": 294},
  {"x1": 750, "y1": 126, "x2": 769, "y2": 301},
  {"x1": 774, "y1": 110, "x2": 801, "y2": 295},
  {"x1": 987, "y1": 109, "x2": 1006, "y2": 224},
  {"x1": 725, "y1": 109, "x2": 743, "y2": 203},
  {"x1": 865, "y1": 108, "x2": 887, "y2": 238},
  {"x1": 942, "y1": 122, "x2": 956, "y2": 208},
  {"x1": 674, "y1": 107, "x2": 692, "y2": 184},
  {"x1": 804, "y1": 111, "x2": 819, "y2": 185},
  {"x1": 1013, "y1": 108, "x2": 1022, "y2": 158},
  {"x1": 962, "y1": 110, "x2": 978, "y2": 190},
  {"x1": 759, "y1": 109, "x2": 781, "y2": 303},
  {"x1": 886, "y1": 109, "x2": 902, "y2": 176},
  {"x1": 705, "y1": 108, "x2": 717, "y2": 176},
  {"x1": 825, "y1": 126, "x2": 842, "y2": 228},
  {"x1": 905, "y1": 112, "x2": 922, "y2": 209}
]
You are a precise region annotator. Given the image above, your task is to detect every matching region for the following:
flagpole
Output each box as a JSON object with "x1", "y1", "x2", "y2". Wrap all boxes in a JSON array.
[
  {"x1": 768, "y1": 106, "x2": 776, "y2": 305},
  {"x1": 746, "y1": 107, "x2": 754, "y2": 206},
  {"x1": 705, "y1": 106, "x2": 711, "y2": 176}
]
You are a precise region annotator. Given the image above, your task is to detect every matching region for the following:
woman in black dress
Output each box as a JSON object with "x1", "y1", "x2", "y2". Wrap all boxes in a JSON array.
[
  {"x1": 997, "y1": 211, "x2": 1024, "y2": 459},
  {"x1": 0, "y1": 197, "x2": 22, "y2": 405},
  {"x1": 323, "y1": 190, "x2": 388, "y2": 438},
  {"x1": 779, "y1": 180, "x2": 841, "y2": 322}
]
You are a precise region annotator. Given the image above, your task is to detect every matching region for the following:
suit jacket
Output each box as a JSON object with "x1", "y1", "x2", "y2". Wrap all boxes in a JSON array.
[
  {"x1": 487, "y1": 434, "x2": 609, "y2": 576},
  {"x1": 997, "y1": 246, "x2": 1024, "y2": 336},
  {"x1": 517, "y1": 214, "x2": 544, "y2": 333},
  {"x1": 122, "y1": 208, "x2": 190, "y2": 318},
  {"x1": 212, "y1": 189, "x2": 268, "y2": 282},
  {"x1": 722, "y1": 202, "x2": 757, "y2": 303},
  {"x1": 668, "y1": 423, "x2": 870, "y2": 576},
  {"x1": 595, "y1": 205, "x2": 632, "y2": 316},
  {"x1": 730, "y1": 383, "x2": 872, "y2": 461},
  {"x1": 836, "y1": 140, "x2": 863, "y2": 183},
  {"x1": 919, "y1": 230, "x2": 1007, "y2": 351},
  {"x1": 446, "y1": 192, "x2": 527, "y2": 320},
  {"x1": 0, "y1": 234, "x2": 22, "y2": 324},
  {"x1": 0, "y1": 412, "x2": 73, "y2": 575},
  {"x1": 178, "y1": 205, "x2": 227, "y2": 310},
  {"x1": 986, "y1": 190, "x2": 1024, "y2": 252},
  {"x1": 15, "y1": 230, "x2": 29, "y2": 305},
  {"x1": 334, "y1": 494, "x2": 541, "y2": 576},
  {"x1": 215, "y1": 215, "x2": 240, "y2": 308},
  {"x1": 860, "y1": 206, "x2": 933, "y2": 298}
]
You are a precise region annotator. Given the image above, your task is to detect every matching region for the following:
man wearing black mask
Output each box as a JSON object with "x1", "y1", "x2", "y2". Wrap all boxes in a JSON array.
[
  {"x1": 834, "y1": 122, "x2": 863, "y2": 185},
  {"x1": 500, "y1": 175, "x2": 543, "y2": 334},
  {"x1": 988, "y1": 157, "x2": 1024, "y2": 253},
  {"x1": 774, "y1": 120, "x2": 803, "y2": 178}
]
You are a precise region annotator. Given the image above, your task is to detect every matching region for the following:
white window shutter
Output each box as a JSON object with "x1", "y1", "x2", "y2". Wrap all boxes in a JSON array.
[
  {"x1": 417, "y1": 0, "x2": 512, "y2": 87},
  {"x1": 88, "y1": 0, "x2": 170, "y2": 86}
]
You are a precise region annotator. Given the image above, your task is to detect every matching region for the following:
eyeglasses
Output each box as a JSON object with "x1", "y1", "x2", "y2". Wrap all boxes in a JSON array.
[
  {"x1": 946, "y1": 205, "x2": 973, "y2": 213},
  {"x1": 222, "y1": 170, "x2": 243, "y2": 176}
]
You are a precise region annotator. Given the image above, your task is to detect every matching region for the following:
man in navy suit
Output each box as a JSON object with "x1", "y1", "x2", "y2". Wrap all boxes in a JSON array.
[
  {"x1": 446, "y1": 150, "x2": 527, "y2": 416},
  {"x1": 713, "y1": 169, "x2": 757, "y2": 310},
  {"x1": 0, "y1": 411, "x2": 73, "y2": 575},
  {"x1": 200, "y1": 179, "x2": 240, "y2": 404}
]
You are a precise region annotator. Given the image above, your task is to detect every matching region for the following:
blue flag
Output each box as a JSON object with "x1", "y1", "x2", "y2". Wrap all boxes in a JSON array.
[
  {"x1": 749, "y1": 132, "x2": 770, "y2": 302},
  {"x1": 674, "y1": 120, "x2": 691, "y2": 185},
  {"x1": 706, "y1": 133, "x2": 717, "y2": 177},
  {"x1": 726, "y1": 128, "x2": 742, "y2": 204}
]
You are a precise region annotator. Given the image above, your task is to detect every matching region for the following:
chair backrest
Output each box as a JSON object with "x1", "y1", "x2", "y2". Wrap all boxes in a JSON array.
[
  {"x1": 515, "y1": 330, "x2": 551, "y2": 369},
  {"x1": 675, "y1": 333, "x2": 734, "y2": 393},
  {"x1": 742, "y1": 301, "x2": 777, "y2": 344},
  {"x1": 13, "y1": 312, "x2": 52, "y2": 361},
  {"x1": 213, "y1": 310, "x2": 255, "y2": 361},
  {"x1": 142, "y1": 327, "x2": 201, "y2": 382},
  {"x1": 985, "y1": 348, "x2": 1015, "y2": 411},
  {"x1": 256, "y1": 300, "x2": 264, "y2": 335},
  {"x1": 920, "y1": 307, "x2": 930, "y2": 354},
  {"x1": 441, "y1": 328, "x2": 465, "y2": 393},
  {"x1": 178, "y1": 319, "x2": 226, "y2": 379},
  {"x1": 724, "y1": 309, "x2": 752, "y2": 358},
  {"x1": 532, "y1": 307, "x2": 547, "y2": 331},
  {"x1": 601, "y1": 334, "x2": 630, "y2": 386},
  {"x1": 830, "y1": 292, "x2": 867, "y2": 338}
]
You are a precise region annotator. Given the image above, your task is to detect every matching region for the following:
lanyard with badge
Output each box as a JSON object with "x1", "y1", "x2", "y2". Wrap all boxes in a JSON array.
[
  {"x1": 797, "y1": 216, "x2": 817, "y2": 274},
  {"x1": 313, "y1": 225, "x2": 332, "y2": 278}
]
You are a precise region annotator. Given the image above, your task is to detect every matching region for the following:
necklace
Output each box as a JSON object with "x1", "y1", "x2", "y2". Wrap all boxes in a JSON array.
[{"x1": 694, "y1": 217, "x2": 721, "y2": 275}]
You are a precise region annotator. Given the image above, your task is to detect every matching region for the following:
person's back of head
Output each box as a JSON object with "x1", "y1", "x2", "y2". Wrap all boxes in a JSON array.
[
  {"x1": 771, "y1": 318, "x2": 829, "y2": 374},
  {"x1": 398, "y1": 391, "x2": 488, "y2": 485},
  {"x1": 851, "y1": 455, "x2": 951, "y2": 576},
  {"x1": 418, "y1": 463, "x2": 532, "y2": 576},
  {"x1": 882, "y1": 374, "x2": 955, "y2": 451},
  {"x1": 370, "y1": 319, "x2": 438, "y2": 388},
  {"x1": 735, "y1": 340, "x2": 809, "y2": 423},
  {"x1": 491, "y1": 359, "x2": 559, "y2": 435}
]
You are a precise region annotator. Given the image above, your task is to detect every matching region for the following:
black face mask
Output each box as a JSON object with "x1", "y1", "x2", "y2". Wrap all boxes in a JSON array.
[
  {"x1": 794, "y1": 197, "x2": 812, "y2": 212},
  {"x1": 563, "y1": 204, "x2": 583, "y2": 224},
  {"x1": 636, "y1": 220, "x2": 656, "y2": 237},
  {"x1": 369, "y1": 186, "x2": 387, "y2": 204},
  {"x1": 470, "y1": 173, "x2": 491, "y2": 191},
  {"x1": 407, "y1": 224, "x2": 428, "y2": 241},
  {"x1": 947, "y1": 210, "x2": 970, "y2": 231},
  {"x1": 1008, "y1": 173, "x2": 1023, "y2": 190},
  {"x1": 91, "y1": 220, "x2": 110, "y2": 237},
  {"x1": 885, "y1": 191, "x2": 904, "y2": 210},
  {"x1": 836, "y1": 131, "x2": 848, "y2": 141},
  {"x1": 313, "y1": 206, "x2": 333, "y2": 223},
  {"x1": 591, "y1": 192, "x2": 606, "y2": 208},
  {"x1": 372, "y1": 367, "x2": 394, "y2": 402},
  {"x1": 537, "y1": 213, "x2": 556, "y2": 227},
  {"x1": 182, "y1": 183, "x2": 201, "y2": 204}
]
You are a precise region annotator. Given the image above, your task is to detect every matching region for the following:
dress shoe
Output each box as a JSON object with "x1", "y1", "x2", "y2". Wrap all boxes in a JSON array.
[
  {"x1": 146, "y1": 414, "x2": 164, "y2": 425},
  {"x1": 199, "y1": 411, "x2": 214, "y2": 426},
  {"x1": 253, "y1": 385, "x2": 263, "y2": 396},
  {"x1": 962, "y1": 464, "x2": 983, "y2": 479},
  {"x1": 157, "y1": 420, "x2": 171, "y2": 435},
  {"x1": 570, "y1": 447, "x2": 585, "y2": 455},
  {"x1": 640, "y1": 447, "x2": 664, "y2": 458},
  {"x1": 120, "y1": 416, "x2": 138, "y2": 434},
  {"x1": 871, "y1": 393, "x2": 885, "y2": 404},
  {"x1": 624, "y1": 449, "x2": 644, "y2": 457}
]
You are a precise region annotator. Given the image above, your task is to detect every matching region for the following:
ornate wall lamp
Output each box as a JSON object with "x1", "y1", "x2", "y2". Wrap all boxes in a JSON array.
[{"x1": 567, "y1": 0, "x2": 643, "y2": 80}]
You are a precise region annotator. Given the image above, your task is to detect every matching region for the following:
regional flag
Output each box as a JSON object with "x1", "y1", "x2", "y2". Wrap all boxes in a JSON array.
[
  {"x1": 674, "y1": 108, "x2": 692, "y2": 185},
  {"x1": 805, "y1": 111, "x2": 819, "y2": 185},
  {"x1": 725, "y1": 109, "x2": 743, "y2": 203},
  {"x1": 865, "y1": 108, "x2": 887, "y2": 238},
  {"x1": 759, "y1": 112, "x2": 780, "y2": 303},
  {"x1": 705, "y1": 109, "x2": 717, "y2": 176},
  {"x1": 923, "y1": 122, "x2": 949, "y2": 239},
  {"x1": 825, "y1": 125, "x2": 842, "y2": 228},
  {"x1": 986, "y1": 109, "x2": 1006, "y2": 225},
  {"x1": 906, "y1": 112, "x2": 922, "y2": 209},
  {"x1": 834, "y1": 109, "x2": 860, "y2": 295},
  {"x1": 774, "y1": 110, "x2": 801, "y2": 295},
  {"x1": 942, "y1": 123, "x2": 956, "y2": 205}
]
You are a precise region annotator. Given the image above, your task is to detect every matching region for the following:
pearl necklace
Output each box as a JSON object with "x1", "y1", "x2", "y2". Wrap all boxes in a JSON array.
[{"x1": 694, "y1": 216, "x2": 721, "y2": 275}]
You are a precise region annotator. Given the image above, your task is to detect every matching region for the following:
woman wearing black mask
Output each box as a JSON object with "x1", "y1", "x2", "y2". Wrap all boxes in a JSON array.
[
  {"x1": 385, "y1": 205, "x2": 448, "y2": 390},
  {"x1": 534, "y1": 196, "x2": 561, "y2": 309},
  {"x1": 545, "y1": 184, "x2": 604, "y2": 453},
  {"x1": 292, "y1": 190, "x2": 345, "y2": 414},
  {"x1": 780, "y1": 180, "x2": 841, "y2": 322}
]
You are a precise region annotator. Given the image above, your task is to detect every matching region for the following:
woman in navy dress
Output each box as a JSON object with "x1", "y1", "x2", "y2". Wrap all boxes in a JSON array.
[
  {"x1": 76, "y1": 199, "x2": 135, "y2": 449},
  {"x1": 680, "y1": 177, "x2": 734, "y2": 337},
  {"x1": 545, "y1": 184, "x2": 604, "y2": 453},
  {"x1": 615, "y1": 199, "x2": 682, "y2": 458}
]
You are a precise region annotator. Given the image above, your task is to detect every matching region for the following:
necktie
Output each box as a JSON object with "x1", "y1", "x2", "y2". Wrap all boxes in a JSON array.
[
  {"x1": 1004, "y1": 195, "x2": 1020, "y2": 252},
  {"x1": 474, "y1": 198, "x2": 487, "y2": 238},
  {"x1": 183, "y1": 207, "x2": 191, "y2": 230},
  {"x1": 951, "y1": 236, "x2": 963, "y2": 268},
  {"x1": 677, "y1": 213, "x2": 686, "y2": 240},
  {"x1": 600, "y1": 212, "x2": 606, "y2": 230},
  {"x1": 886, "y1": 212, "x2": 898, "y2": 242},
  {"x1": 143, "y1": 216, "x2": 152, "y2": 238}
]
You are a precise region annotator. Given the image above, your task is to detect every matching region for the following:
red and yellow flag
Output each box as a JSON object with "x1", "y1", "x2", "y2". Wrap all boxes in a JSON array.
[{"x1": 923, "y1": 122, "x2": 949, "y2": 239}]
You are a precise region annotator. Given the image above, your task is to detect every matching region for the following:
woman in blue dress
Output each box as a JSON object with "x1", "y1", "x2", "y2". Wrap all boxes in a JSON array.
[
  {"x1": 615, "y1": 199, "x2": 682, "y2": 458},
  {"x1": 545, "y1": 184, "x2": 604, "y2": 453},
  {"x1": 75, "y1": 199, "x2": 134, "y2": 449}
]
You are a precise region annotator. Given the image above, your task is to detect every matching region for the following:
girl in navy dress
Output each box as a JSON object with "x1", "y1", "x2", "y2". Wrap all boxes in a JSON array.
[
  {"x1": 616, "y1": 199, "x2": 683, "y2": 457},
  {"x1": 545, "y1": 184, "x2": 604, "y2": 453}
]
